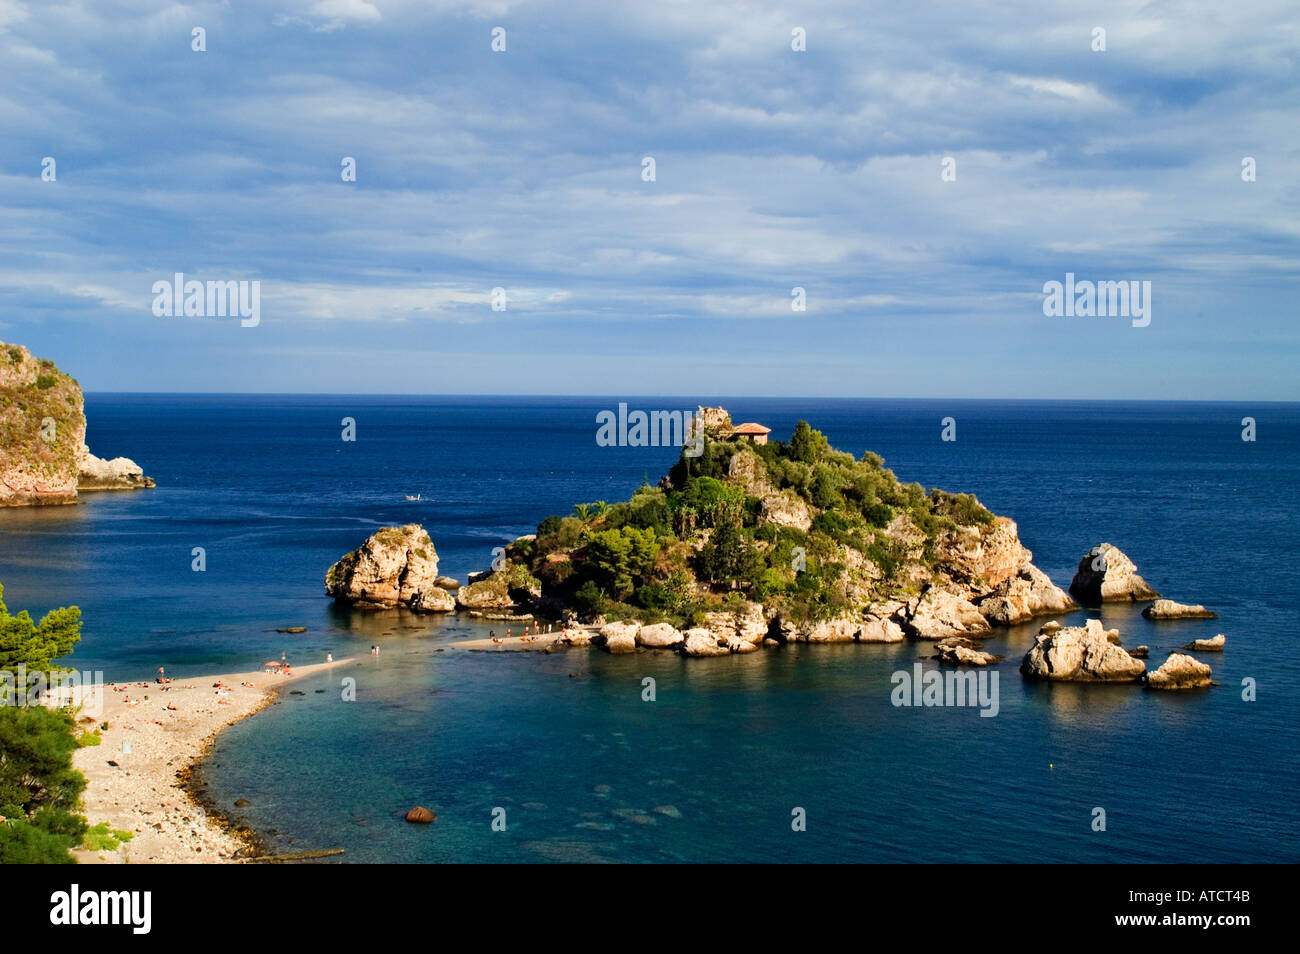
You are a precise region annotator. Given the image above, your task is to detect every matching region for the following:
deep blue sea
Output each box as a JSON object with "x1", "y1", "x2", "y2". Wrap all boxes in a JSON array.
[{"x1": 1, "y1": 396, "x2": 1297, "y2": 863}]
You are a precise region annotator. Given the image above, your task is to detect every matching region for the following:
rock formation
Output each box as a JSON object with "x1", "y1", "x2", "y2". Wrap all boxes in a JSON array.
[
  {"x1": 598, "y1": 621, "x2": 639, "y2": 654},
  {"x1": 1, "y1": 342, "x2": 153, "y2": 505},
  {"x1": 932, "y1": 637, "x2": 1001, "y2": 666},
  {"x1": 324, "y1": 525, "x2": 453, "y2": 611},
  {"x1": 1142, "y1": 599, "x2": 1217, "y2": 620},
  {"x1": 976, "y1": 562, "x2": 1079, "y2": 625},
  {"x1": 1020, "y1": 619, "x2": 1146, "y2": 682},
  {"x1": 1069, "y1": 544, "x2": 1160, "y2": 603},
  {"x1": 1182, "y1": 634, "x2": 1225, "y2": 652},
  {"x1": 637, "y1": 622, "x2": 685, "y2": 648},
  {"x1": 455, "y1": 562, "x2": 541, "y2": 612},
  {"x1": 899, "y1": 588, "x2": 992, "y2": 641},
  {"x1": 1145, "y1": 653, "x2": 1213, "y2": 690}
]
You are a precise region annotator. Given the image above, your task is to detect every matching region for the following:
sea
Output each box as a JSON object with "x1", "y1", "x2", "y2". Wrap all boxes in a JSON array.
[{"x1": 1, "y1": 395, "x2": 1296, "y2": 863}]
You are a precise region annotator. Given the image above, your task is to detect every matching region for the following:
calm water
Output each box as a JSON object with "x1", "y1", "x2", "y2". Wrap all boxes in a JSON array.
[{"x1": 1, "y1": 396, "x2": 1297, "y2": 862}]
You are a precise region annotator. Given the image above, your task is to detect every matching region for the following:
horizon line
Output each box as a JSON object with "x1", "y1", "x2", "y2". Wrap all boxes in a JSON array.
[{"x1": 78, "y1": 391, "x2": 1299, "y2": 405}]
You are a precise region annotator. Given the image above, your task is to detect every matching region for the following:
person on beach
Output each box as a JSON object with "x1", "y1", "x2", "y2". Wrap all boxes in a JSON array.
[
  {"x1": 326, "y1": 652, "x2": 333, "y2": 663},
  {"x1": 156, "y1": 666, "x2": 167, "y2": 684}
]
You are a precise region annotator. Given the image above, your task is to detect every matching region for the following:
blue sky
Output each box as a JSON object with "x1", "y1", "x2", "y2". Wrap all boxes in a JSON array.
[{"x1": 0, "y1": 0, "x2": 1296, "y2": 398}]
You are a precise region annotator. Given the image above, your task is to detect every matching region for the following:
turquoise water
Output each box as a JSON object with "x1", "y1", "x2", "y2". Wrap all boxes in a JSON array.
[{"x1": 1, "y1": 396, "x2": 1297, "y2": 862}]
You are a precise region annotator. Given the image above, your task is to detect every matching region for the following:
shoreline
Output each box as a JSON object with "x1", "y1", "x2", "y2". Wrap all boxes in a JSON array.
[{"x1": 71, "y1": 656, "x2": 355, "y2": 864}]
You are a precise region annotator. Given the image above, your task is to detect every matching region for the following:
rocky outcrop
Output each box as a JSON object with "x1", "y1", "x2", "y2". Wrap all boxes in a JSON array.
[
  {"x1": 1182, "y1": 634, "x2": 1225, "y2": 652},
  {"x1": 1145, "y1": 653, "x2": 1213, "y2": 690},
  {"x1": 1, "y1": 342, "x2": 86, "y2": 506},
  {"x1": 976, "y1": 562, "x2": 1078, "y2": 625},
  {"x1": 932, "y1": 637, "x2": 1001, "y2": 667},
  {"x1": 77, "y1": 446, "x2": 155, "y2": 491},
  {"x1": 726, "y1": 449, "x2": 813, "y2": 531},
  {"x1": 1, "y1": 342, "x2": 154, "y2": 505},
  {"x1": 1143, "y1": 599, "x2": 1217, "y2": 620},
  {"x1": 455, "y1": 562, "x2": 542, "y2": 612},
  {"x1": 899, "y1": 588, "x2": 992, "y2": 641},
  {"x1": 637, "y1": 622, "x2": 684, "y2": 648},
  {"x1": 933, "y1": 517, "x2": 1030, "y2": 592},
  {"x1": 784, "y1": 610, "x2": 905, "y2": 644},
  {"x1": 1020, "y1": 619, "x2": 1146, "y2": 683},
  {"x1": 683, "y1": 628, "x2": 731, "y2": 657},
  {"x1": 1069, "y1": 544, "x2": 1160, "y2": 603},
  {"x1": 599, "y1": 621, "x2": 639, "y2": 654},
  {"x1": 325, "y1": 525, "x2": 451, "y2": 611},
  {"x1": 405, "y1": 806, "x2": 436, "y2": 824},
  {"x1": 703, "y1": 605, "x2": 768, "y2": 651}
]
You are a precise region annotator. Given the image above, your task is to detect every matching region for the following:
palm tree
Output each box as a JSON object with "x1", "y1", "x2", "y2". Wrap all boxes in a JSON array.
[{"x1": 573, "y1": 503, "x2": 593, "y2": 521}]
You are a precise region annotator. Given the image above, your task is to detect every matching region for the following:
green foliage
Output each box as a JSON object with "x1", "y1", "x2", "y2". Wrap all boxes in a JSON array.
[
  {"x1": 0, "y1": 583, "x2": 82, "y2": 677},
  {"x1": 81, "y1": 822, "x2": 134, "y2": 852},
  {"x1": 583, "y1": 526, "x2": 660, "y2": 599},
  {"x1": 34, "y1": 375, "x2": 56, "y2": 390},
  {"x1": 696, "y1": 520, "x2": 764, "y2": 589},
  {"x1": 0, "y1": 705, "x2": 87, "y2": 863},
  {"x1": 6, "y1": 347, "x2": 19, "y2": 364},
  {"x1": 537, "y1": 515, "x2": 563, "y2": 538},
  {"x1": 573, "y1": 579, "x2": 607, "y2": 616},
  {"x1": 787, "y1": 420, "x2": 831, "y2": 464}
]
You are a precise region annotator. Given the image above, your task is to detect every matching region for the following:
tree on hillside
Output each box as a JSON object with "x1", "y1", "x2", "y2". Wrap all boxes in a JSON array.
[{"x1": 0, "y1": 583, "x2": 81, "y2": 675}]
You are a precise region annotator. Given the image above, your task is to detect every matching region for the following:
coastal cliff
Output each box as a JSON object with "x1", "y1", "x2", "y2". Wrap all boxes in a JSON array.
[{"x1": 0, "y1": 341, "x2": 153, "y2": 506}]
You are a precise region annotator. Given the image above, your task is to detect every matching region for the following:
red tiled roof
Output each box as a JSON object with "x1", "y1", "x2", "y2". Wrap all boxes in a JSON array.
[{"x1": 731, "y1": 422, "x2": 771, "y2": 435}]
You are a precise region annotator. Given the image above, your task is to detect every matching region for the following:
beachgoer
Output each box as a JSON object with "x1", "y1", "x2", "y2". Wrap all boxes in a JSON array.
[{"x1": 326, "y1": 652, "x2": 333, "y2": 663}]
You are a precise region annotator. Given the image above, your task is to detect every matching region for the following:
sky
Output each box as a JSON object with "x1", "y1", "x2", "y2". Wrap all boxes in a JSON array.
[{"x1": 0, "y1": 0, "x2": 1296, "y2": 399}]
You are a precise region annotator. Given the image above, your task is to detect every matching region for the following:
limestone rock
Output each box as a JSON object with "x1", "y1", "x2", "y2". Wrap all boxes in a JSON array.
[
  {"x1": 1130, "y1": 645, "x2": 1149, "y2": 659},
  {"x1": 900, "y1": 588, "x2": 992, "y2": 641},
  {"x1": 1182, "y1": 634, "x2": 1225, "y2": 652},
  {"x1": 1020, "y1": 619, "x2": 1146, "y2": 683},
  {"x1": 683, "y1": 628, "x2": 730, "y2": 657},
  {"x1": 77, "y1": 447, "x2": 155, "y2": 491},
  {"x1": 793, "y1": 613, "x2": 904, "y2": 643},
  {"x1": 932, "y1": 516, "x2": 1030, "y2": 592},
  {"x1": 1069, "y1": 544, "x2": 1160, "y2": 603},
  {"x1": 976, "y1": 562, "x2": 1078, "y2": 625},
  {"x1": 434, "y1": 576, "x2": 461, "y2": 591},
  {"x1": 599, "y1": 621, "x2": 640, "y2": 654},
  {"x1": 637, "y1": 622, "x2": 684, "y2": 648},
  {"x1": 933, "y1": 638, "x2": 1002, "y2": 666},
  {"x1": 456, "y1": 562, "x2": 541, "y2": 611},
  {"x1": 405, "y1": 806, "x2": 436, "y2": 824},
  {"x1": 0, "y1": 342, "x2": 86, "y2": 506},
  {"x1": 1143, "y1": 599, "x2": 1217, "y2": 620},
  {"x1": 703, "y1": 604, "x2": 768, "y2": 648},
  {"x1": 325, "y1": 525, "x2": 447, "y2": 611},
  {"x1": 1145, "y1": 652, "x2": 1213, "y2": 690}
]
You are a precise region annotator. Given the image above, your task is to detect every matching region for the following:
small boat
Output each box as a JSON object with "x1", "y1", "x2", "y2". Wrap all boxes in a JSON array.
[{"x1": 405, "y1": 493, "x2": 422, "y2": 501}]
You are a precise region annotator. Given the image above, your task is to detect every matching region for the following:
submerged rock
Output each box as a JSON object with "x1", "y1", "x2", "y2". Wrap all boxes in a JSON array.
[
  {"x1": 1130, "y1": 645, "x2": 1150, "y2": 659},
  {"x1": 932, "y1": 637, "x2": 1002, "y2": 667},
  {"x1": 977, "y1": 562, "x2": 1078, "y2": 625},
  {"x1": 325, "y1": 525, "x2": 450, "y2": 612},
  {"x1": 1182, "y1": 634, "x2": 1226, "y2": 652},
  {"x1": 1143, "y1": 599, "x2": 1217, "y2": 620},
  {"x1": 1020, "y1": 619, "x2": 1146, "y2": 683},
  {"x1": 1145, "y1": 653, "x2": 1213, "y2": 690},
  {"x1": 1069, "y1": 544, "x2": 1161, "y2": 603}
]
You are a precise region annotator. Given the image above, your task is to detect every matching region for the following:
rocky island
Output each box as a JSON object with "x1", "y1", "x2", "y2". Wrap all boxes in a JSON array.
[
  {"x1": 0, "y1": 341, "x2": 154, "y2": 506},
  {"x1": 327, "y1": 409, "x2": 1080, "y2": 658}
]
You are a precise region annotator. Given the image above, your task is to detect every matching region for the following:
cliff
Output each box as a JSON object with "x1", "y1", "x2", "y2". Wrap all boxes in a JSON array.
[{"x1": 0, "y1": 341, "x2": 153, "y2": 506}]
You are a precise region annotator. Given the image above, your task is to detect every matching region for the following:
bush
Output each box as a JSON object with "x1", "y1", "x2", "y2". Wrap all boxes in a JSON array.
[{"x1": 0, "y1": 705, "x2": 87, "y2": 864}]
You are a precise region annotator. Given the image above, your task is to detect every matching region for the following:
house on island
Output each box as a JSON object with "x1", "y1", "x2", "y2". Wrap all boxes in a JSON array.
[{"x1": 729, "y1": 422, "x2": 771, "y2": 445}]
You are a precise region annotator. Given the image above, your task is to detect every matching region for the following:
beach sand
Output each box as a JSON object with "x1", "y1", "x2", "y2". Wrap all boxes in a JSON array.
[
  {"x1": 448, "y1": 627, "x2": 596, "y2": 652},
  {"x1": 71, "y1": 656, "x2": 354, "y2": 864}
]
